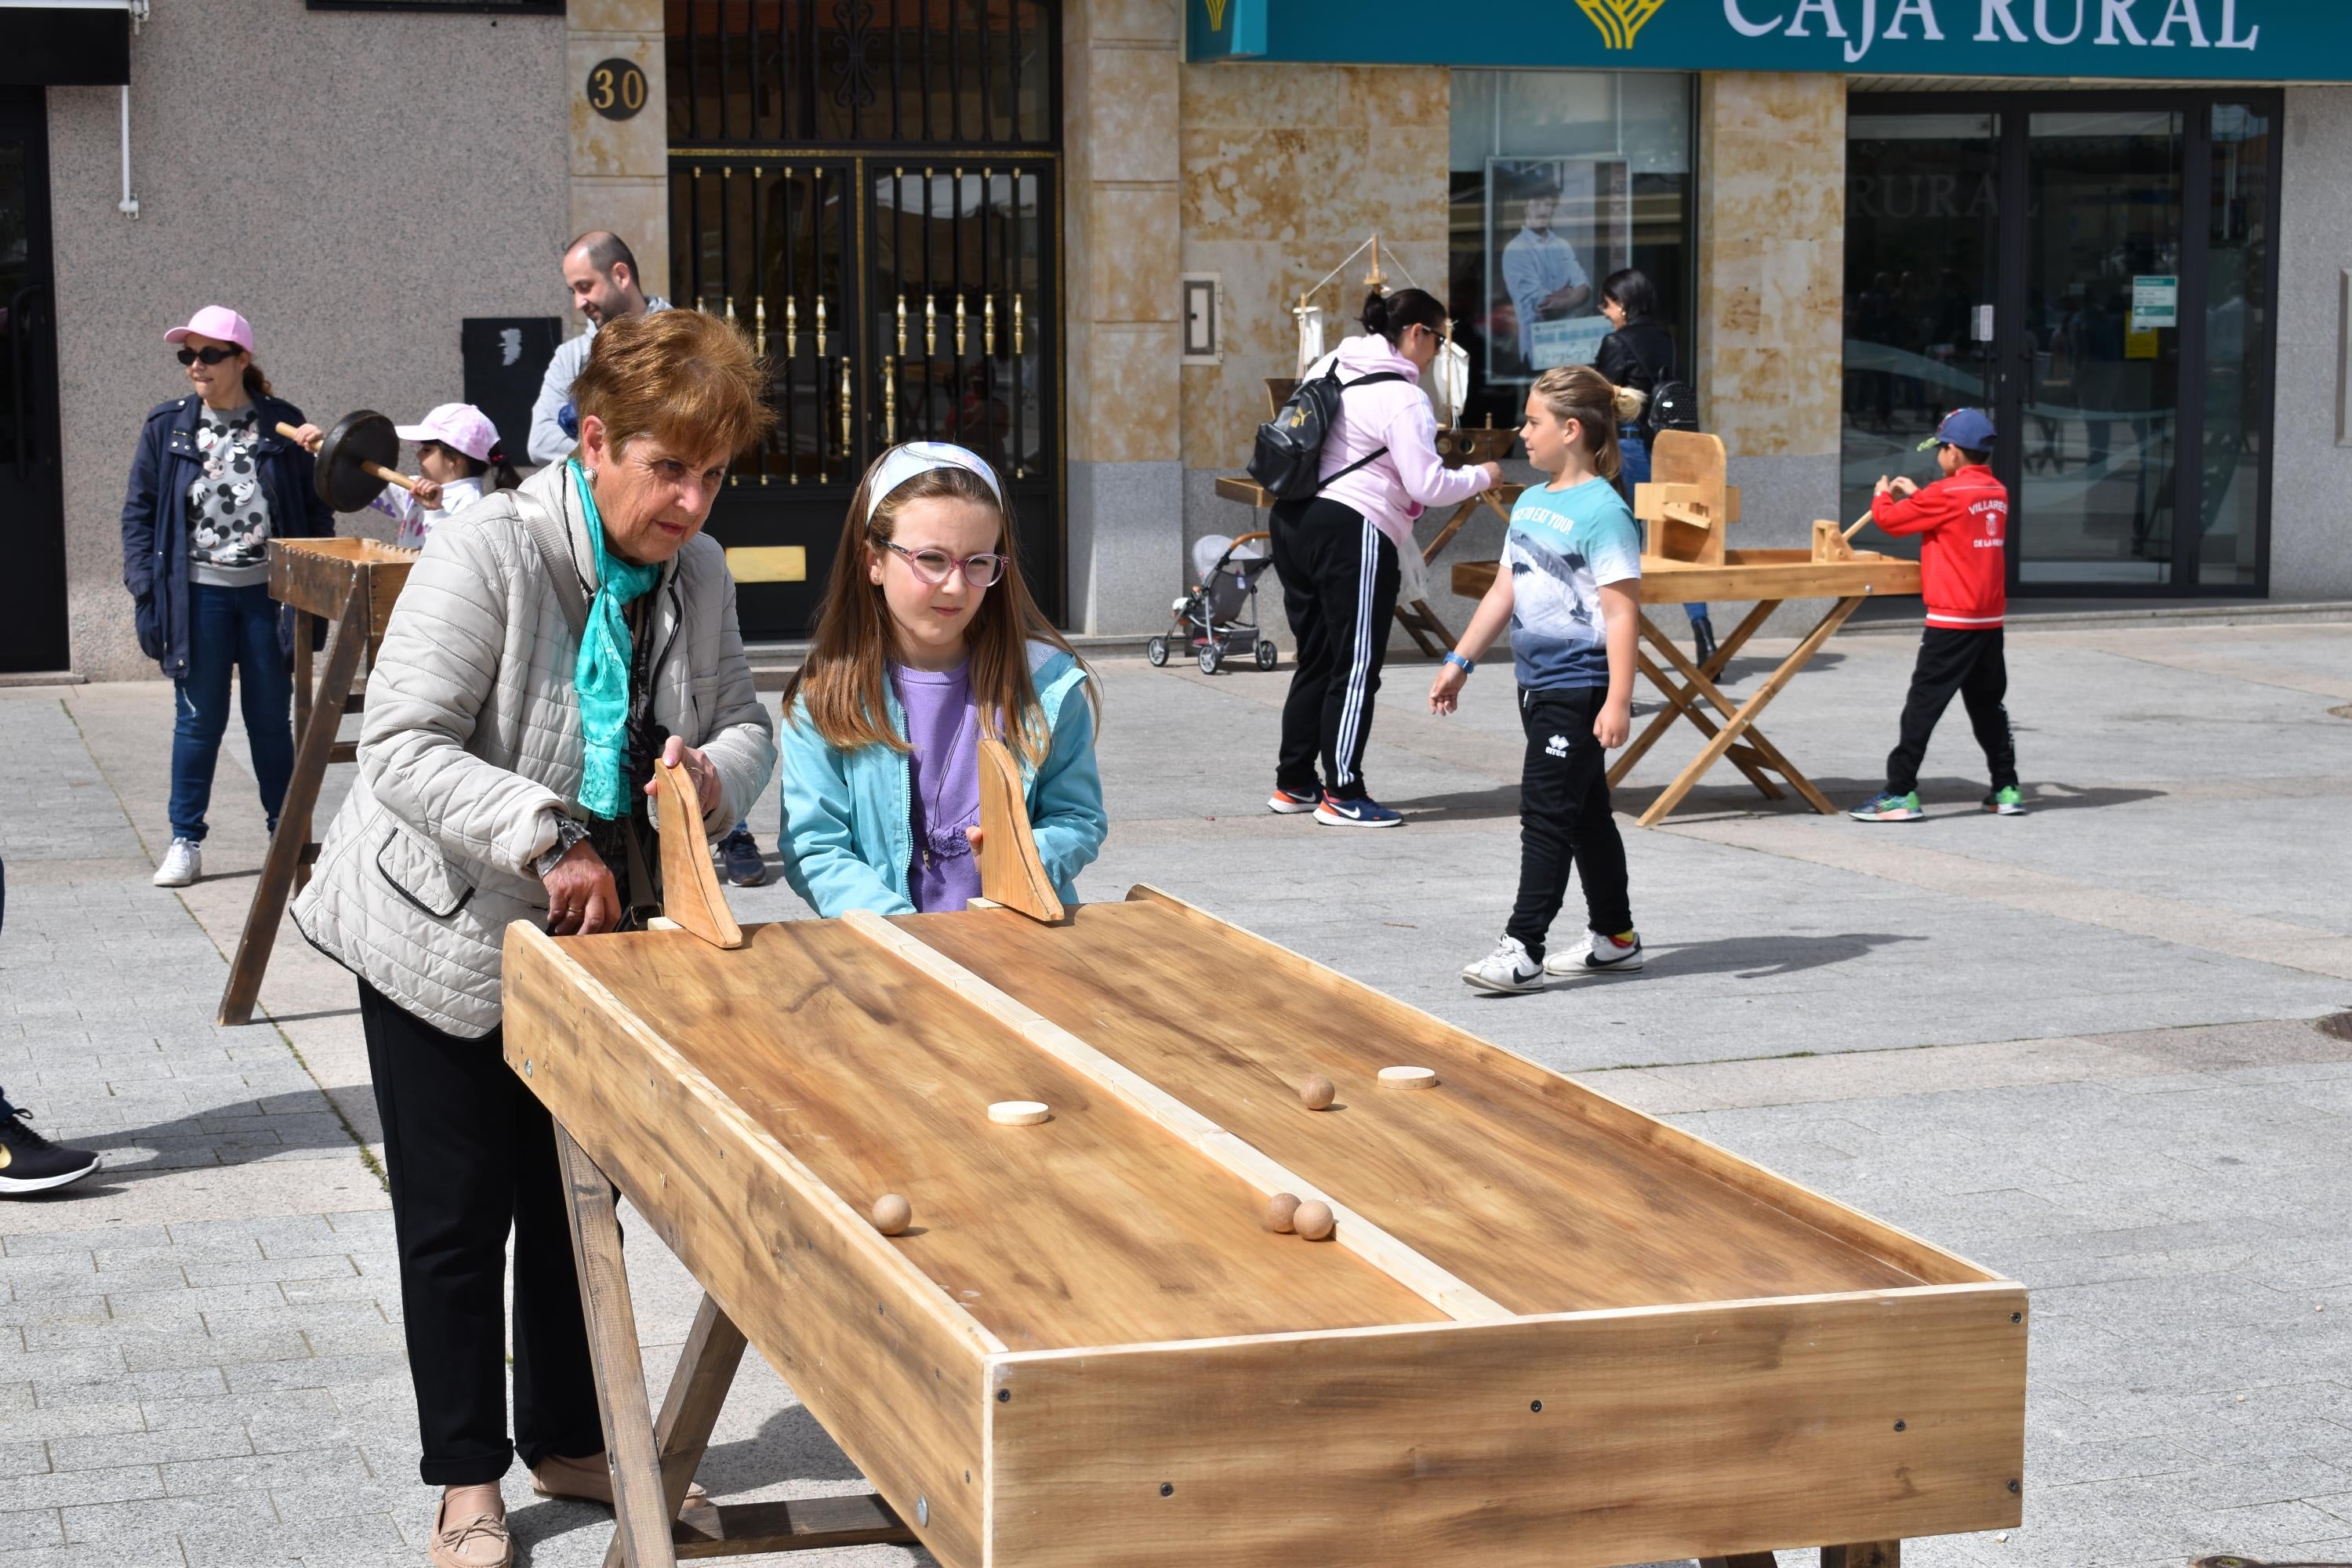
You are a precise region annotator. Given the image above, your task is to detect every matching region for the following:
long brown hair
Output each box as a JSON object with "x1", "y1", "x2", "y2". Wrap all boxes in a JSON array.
[
  {"x1": 241, "y1": 359, "x2": 274, "y2": 401},
  {"x1": 1530, "y1": 365, "x2": 1646, "y2": 481},
  {"x1": 784, "y1": 448, "x2": 1088, "y2": 766}
]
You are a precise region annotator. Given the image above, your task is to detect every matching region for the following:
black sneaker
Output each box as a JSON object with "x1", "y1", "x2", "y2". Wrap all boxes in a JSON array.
[
  {"x1": 713, "y1": 827, "x2": 768, "y2": 887},
  {"x1": 0, "y1": 1105, "x2": 100, "y2": 1196}
]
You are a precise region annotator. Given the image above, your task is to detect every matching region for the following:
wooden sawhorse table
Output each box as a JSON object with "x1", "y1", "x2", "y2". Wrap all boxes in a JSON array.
[
  {"x1": 215, "y1": 537, "x2": 417, "y2": 1026},
  {"x1": 1453, "y1": 550, "x2": 1920, "y2": 827}
]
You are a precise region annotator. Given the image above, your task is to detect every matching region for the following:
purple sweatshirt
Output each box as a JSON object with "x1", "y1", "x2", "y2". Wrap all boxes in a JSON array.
[
  {"x1": 1306, "y1": 336, "x2": 1490, "y2": 554},
  {"x1": 893, "y1": 662, "x2": 982, "y2": 913}
]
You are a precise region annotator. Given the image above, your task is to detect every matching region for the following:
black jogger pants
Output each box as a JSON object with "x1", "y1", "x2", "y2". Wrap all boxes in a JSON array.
[
  {"x1": 1271, "y1": 496, "x2": 1401, "y2": 800},
  {"x1": 1885, "y1": 626, "x2": 2019, "y2": 797},
  {"x1": 359, "y1": 980, "x2": 605, "y2": 1486},
  {"x1": 1504, "y1": 686, "x2": 1633, "y2": 962}
]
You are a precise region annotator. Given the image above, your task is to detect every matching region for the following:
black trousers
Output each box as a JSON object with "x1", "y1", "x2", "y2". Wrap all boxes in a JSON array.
[
  {"x1": 1271, "y1": 496, "x2": 1400, "y2": 800},
  {"x1": 359, "y1": 980, "x2": 604, "y2": 1486},
  {"x1": 1505, "y1": 687, "x2": 1633, "y2": 961},
  {"x1": 1886, "y1": 627, "x2": 2019, "y2": 797}
]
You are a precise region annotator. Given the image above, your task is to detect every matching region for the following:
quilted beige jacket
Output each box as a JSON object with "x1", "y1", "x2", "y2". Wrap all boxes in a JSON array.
[{"x1": 292, "y1": 461, "x2": 776, "y2": 1037}]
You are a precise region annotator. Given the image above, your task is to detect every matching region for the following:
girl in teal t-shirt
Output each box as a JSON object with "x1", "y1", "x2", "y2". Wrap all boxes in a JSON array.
[{"x1": 1429, "y1": 365, "x2": 1646, "y2": 995}]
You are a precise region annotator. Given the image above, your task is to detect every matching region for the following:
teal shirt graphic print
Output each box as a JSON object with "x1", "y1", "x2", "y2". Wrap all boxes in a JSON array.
[{"x1": 1502, "y1": 476, "x2": 1642, "y2": 691}]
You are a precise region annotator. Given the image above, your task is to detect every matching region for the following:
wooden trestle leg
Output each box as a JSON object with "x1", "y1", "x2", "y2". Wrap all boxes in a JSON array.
[
  {"x1": 554, "y1": 1125, "x2": 918, "y2": 1566},
  {"x1": 1821, "y1": 1544, "x2": 1904, "y2": 1566}
]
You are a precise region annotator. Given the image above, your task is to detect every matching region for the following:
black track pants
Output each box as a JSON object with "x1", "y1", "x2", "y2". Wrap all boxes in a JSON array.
[
  {"x1": 359, "y1": 980, "x2": 605, "y2": 1486},
  {"x1": 1504, "y1": 686, "x2": 1633, "y2": 961},
  {"x1": 1885, "y1": 626, "x2": 2019, "y2": 797},
  {"x1": 1271, "y1": 496, "x2": 1400, "y2": 800}
]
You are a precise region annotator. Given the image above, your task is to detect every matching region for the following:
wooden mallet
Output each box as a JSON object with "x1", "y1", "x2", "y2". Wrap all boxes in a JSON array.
[{"x1": 278, "y1": 410, "x2": 430, "y2": 512}]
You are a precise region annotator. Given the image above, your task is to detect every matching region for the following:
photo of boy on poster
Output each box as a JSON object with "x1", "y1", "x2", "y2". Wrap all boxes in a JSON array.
[{"x1": 1486, "y1": 157, "x2": 1630, "y2": 386}]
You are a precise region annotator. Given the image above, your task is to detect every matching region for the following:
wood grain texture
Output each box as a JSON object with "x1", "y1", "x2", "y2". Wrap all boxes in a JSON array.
[
  {"x1": 604, "y1": 1293, "x2": 745, "y2": 1568},
  {"x1": 987, "y1": 1286, "x2": 2026, "y2": 1568},
  {"x1": 1452, "y1": 548, "x2": 1920, "y2": 605},
  {"x1": 975, "y1": 737, "x2": 1062, "y2": 921},
  {"x1": 503, "y1": 925, "x2": 996, "y2": 1567},
  {"x1": 1821, "y1": 1544, "x2": 1902, "y2": 1567},
  {"x1": 541, "y1": 920, "x2": 1438, "y2": 1352},
  {"x1": 906, "y1": 895, "x2": 1987, "y2": 1314},
  {"x1": 671, "y1": 1494, "x2": 916, "y2": 1559},
  {"x1": 654, "y1": 758, "x2": 744, "y2": 949},
  {"x1": 267, "y1": 536, "x2": 416, "y2": 642}
]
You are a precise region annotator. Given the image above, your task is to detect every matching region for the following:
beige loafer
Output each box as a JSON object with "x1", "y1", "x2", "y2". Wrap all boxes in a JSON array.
[
  {"x1": 529, "y1": 1451, "x2": 709, "y2": 1512},
  {"x1": 427, "y1": 1494, "x2": 512, "y2": 1568}
]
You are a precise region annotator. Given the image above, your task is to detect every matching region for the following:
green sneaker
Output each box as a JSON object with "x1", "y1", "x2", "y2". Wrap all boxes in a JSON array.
[
  {"x1": 1984, "y1": 786, "x2": 2027, "y2": 816},
  {"x1": 1849, "y1": 790, "x2": 1926, "y2": 822}
]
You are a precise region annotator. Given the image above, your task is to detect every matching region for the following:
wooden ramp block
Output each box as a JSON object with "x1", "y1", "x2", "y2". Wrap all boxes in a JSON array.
[
  {"x1": 977, "y1": 736, "x2": 1064, "y2": 924},
  {"x1": 655, "y1": 758, "x2": 744, "y2": 950}
]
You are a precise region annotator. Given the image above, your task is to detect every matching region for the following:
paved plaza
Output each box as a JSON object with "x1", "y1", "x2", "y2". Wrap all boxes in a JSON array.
[{"x1": 1, "y1": 613, "x2": 2350, "y2": 1567}]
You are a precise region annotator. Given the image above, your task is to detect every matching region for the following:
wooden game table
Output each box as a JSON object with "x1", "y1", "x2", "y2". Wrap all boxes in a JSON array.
[{"x1": 504, "y1": 881, "x2": 2024, "y2": 1567}]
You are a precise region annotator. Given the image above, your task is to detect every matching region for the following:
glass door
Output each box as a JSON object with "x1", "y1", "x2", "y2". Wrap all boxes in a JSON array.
[{"x1": 2016, "y1": 109, "x2": 2184, "y2": 587}]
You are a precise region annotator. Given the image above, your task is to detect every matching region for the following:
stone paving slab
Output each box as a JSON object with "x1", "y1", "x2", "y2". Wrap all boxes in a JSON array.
[{"x1": 2, "y1": 619, "x2": 2349, "y2": 1566}]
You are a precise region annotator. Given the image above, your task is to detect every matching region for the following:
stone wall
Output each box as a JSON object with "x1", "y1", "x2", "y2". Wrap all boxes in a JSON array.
[
  {"x1": 571, "y1": 0, "x2": 670, "y2": 301},
  {"x1": 2270, "y1": 85, "x2": 2352, "y2": 601}
]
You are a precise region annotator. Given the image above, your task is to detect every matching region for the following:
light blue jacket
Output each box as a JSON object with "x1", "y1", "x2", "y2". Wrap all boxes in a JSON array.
[{"x1": 779, "y1": 643, "x2": 1105, "y2": 916}]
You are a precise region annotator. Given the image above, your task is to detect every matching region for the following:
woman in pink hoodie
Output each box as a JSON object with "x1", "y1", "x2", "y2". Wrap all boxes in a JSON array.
[{"x1": 1268, "y1": 289, "x2": 1501, "y2": 827}]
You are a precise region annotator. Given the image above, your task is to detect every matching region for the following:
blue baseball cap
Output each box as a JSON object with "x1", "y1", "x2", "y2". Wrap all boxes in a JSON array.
[{"x1": 1919, "y1": 408, "x2": 1997, "y2": 452}]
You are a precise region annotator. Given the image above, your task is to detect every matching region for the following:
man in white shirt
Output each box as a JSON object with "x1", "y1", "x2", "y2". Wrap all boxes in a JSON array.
[
  {"x1": 1501, "y1": 186, "x2": 1592, "y2": 366},
  {"x1": 525, "y1": 231, "x2": 671, "y2": 467}
]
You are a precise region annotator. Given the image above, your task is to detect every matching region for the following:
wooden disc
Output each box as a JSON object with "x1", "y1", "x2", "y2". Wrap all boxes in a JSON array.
[
  {"x1": 1263, "y1": 1192, "x2": 1301, "y2": 1234},
  {"x1": 871, "y1": 1194, "x2": 912, "y2": 1236},
  {"x1": 1377, "y1": 1065, "x2": 1439, "y2": 1091},
  {"x1": 1298, "y1": 1074, "x2": 1336, "y2": 1111},
  {"x1": 1292, "y1": 1199, "x2": 1335, "y2": 1241},
  {"x1": 987, "y1": 1100, "x2": 1051, "y2": 1127}
]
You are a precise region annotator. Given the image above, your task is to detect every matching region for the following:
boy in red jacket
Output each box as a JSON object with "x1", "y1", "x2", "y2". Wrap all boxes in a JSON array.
[{"x1": 1850, "y1": 408, "x2": 2024, "y2": 822}]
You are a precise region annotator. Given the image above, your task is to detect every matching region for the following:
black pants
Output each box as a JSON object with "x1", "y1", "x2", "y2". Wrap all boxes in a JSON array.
[
  {"x1": 1271, "y1": 496, "x2": 1400, "y2": 800},
  {"x1": 1886, "y1": 627, "x2": 2019, "y2": 797},
  {"x1": 1505, "y1": 687, "x2": 1632, "y2": 961},
  {"x1": 359, "y1": 980, "x2": 604, "y2": 1486}
]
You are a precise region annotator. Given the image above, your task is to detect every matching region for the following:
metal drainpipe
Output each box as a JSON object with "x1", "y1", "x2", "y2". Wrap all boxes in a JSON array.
[{"x1": 118, "y1": 0, "x2": 149, "y2": 218}]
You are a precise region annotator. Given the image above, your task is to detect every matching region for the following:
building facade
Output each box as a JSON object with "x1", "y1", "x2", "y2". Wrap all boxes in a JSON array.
[{"x1": 7, "y1": 0, "x2": 2350, "y2": 679}]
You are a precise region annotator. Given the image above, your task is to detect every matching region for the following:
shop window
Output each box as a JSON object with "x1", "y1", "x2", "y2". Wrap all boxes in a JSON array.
[{"x1": 1448, "y1": 70, "x2": 1696, "y2": 429}]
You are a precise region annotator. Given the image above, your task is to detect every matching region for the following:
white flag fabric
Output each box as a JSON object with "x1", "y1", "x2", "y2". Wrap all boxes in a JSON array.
[{"x1": 1294, "y1": 306, "x2": 1329, "y2": 378}]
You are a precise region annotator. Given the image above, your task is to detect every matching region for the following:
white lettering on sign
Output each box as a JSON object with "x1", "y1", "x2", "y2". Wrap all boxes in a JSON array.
[
  {"x1": 1786, "y1": 0, "x2": 1848, "y2": 36},
  {"x1": 2219, "y1": 0, "x2": 2258, "y2": 46},
  {"x1": 1978, "y1": 0, "x2": 2026, "y2": 40},
  {"x1": 1886, "y1": 0, "x2": 1947, "y2": 41},
  {"x1": 2097, "y1": 0, "x2": 2147, "y2": 44},
  {"x1": 1747, "y1": 0, "x2": 2255, "y2": 59},
  {"x1": 2036, "y1": 0, "x2": 2088, "y2": 42},
  {"x1": 1725, "y1": 0, "x2": 1787, "y2": 34}
]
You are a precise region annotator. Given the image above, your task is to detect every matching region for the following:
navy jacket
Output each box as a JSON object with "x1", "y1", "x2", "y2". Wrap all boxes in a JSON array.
[{"x1": 120, "y1": 393, "x2": 336, "y2": 677}]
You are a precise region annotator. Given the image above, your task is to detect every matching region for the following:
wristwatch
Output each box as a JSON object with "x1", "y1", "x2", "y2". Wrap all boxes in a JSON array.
[
  {"x1": 533, "y1": 815, "x2": 592, "y2": 878},
  {"x1": 1443, "y1": 651, "x2": 1476, "y2": 675}
]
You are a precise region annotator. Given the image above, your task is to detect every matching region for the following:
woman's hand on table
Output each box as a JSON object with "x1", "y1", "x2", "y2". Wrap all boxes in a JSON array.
[
  {"x1": 642, "y1": 733, "x2": 724, "y2": 818},
  {"x1": 542, "y1": 841, "x2": 619, "y2": 935}
]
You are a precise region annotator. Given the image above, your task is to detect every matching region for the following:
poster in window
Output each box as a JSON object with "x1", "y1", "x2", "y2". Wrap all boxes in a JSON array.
[{"x1": 1483, "y1": 157, "x2": 1629, "y2": 386}]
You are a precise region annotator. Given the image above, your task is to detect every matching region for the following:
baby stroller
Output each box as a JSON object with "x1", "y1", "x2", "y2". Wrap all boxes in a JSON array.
[{"x1": 1149, "y1": 532, "x2": 1279, "y2": 675}]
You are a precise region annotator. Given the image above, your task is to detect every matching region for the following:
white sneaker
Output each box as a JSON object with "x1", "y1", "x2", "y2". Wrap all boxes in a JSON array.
[
  {"x1": 152, "y1": 837, "x2": 201, "y2": 888},
  {"x1": 1544, "y1": 931, "x2": 1645, "y2": 978},
  {"x1": 1461, "y1": 935, "x2": 1544, "y2": 995}
]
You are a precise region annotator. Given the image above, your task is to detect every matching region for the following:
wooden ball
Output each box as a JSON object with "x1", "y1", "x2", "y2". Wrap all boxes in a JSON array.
[
  {"x1": 1292, "y1": 1200, "x2": 1335, "y2": 1241},
  {"x1": 1264, "y1": 1192, "x2": 1301, "y2": 1233},
  {"x1": 1298, "y1": 1074, "x2": 1337, "y2": 1111},
  {"x1": 1377, "y1": 1065, "x2": 1439, "y2": 1091},
  {"x1": 871, "y1": 1194, "x2": 912, "y2": 1236},
  {"x1": 988, "y1": 1100, "x2": 1051, "y2": 1126}
]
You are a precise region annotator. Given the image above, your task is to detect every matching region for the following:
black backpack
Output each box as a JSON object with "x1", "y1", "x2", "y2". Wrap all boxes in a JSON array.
[
  {"x1": 1647, "y1": 378, "x2": 1700, "y2": 440},
  {"x1": 1247, "y1": 365, "x2": 1406, "y2": 502}
]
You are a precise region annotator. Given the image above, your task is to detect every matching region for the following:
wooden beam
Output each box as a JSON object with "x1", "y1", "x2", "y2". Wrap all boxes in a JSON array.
[
  {"x1": 842, "y1": 909, "x2": 1513, "y2": 1324},
  {"x1": 654, "y1": 757, "x2": 744, "y2": 949},
  {"x1": 976, "y1": 737, "x2": 1062, "y2": 922},
  {"x1": 672, "y1": 1494, "x2": 916, "y2": 1558},
  {"x1": 602, "y1": 1294, "x2": 746, "y2": 1568}
]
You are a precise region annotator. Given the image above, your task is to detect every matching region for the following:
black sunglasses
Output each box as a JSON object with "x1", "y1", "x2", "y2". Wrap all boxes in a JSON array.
[{"x1": 176, "y1": 347, "x2": 240, "y2": 366}]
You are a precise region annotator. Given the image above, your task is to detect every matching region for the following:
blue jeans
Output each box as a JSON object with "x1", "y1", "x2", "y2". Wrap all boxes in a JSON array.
[
  {"x1": 1619, "y1": 431, "x2": 1711, "y2": 630},
  {"x1": 169, "y1": 582, "x2": 294, "y2": 843}
]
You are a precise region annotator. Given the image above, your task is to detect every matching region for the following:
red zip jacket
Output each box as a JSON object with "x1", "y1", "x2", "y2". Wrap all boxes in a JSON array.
[{"x1": 1871, "y1": 463, "x2": 2009, "y2": 630}]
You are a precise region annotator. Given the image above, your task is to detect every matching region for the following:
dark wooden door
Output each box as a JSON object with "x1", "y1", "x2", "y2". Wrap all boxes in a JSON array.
[{"x1": 0, "y1": 87, "x2": 67, "y2": 673}]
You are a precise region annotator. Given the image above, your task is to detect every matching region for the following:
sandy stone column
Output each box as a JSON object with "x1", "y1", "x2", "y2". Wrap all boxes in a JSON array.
[{"x1": 570, "y1": 0, "x2": 671, "y2": 302}]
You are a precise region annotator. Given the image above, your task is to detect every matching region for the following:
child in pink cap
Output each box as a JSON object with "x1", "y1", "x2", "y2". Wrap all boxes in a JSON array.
[{"x1": 293, "y1": 403, "x2": 519, "y2": 549}]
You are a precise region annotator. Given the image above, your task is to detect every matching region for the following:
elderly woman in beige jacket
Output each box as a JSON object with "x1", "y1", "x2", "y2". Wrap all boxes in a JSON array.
[{"x1": 294, "y1": 310, "x2": 775, "y2": 1568}]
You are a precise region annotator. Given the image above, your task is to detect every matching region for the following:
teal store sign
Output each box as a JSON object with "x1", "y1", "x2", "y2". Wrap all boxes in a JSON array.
[{"x1": 1189, "y1": 0, "x2": 2352, "y2": 81}]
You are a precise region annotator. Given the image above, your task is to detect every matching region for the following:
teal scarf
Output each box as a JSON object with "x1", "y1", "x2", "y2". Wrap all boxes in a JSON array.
[{"x1": 569, "y1": 460, "x2": 662, "y2": 819}]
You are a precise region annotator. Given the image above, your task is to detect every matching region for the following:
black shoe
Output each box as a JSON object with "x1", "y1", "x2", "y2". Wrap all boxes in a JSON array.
[
  {"x1": 0, "y1": 1105, "x2": 100, "y2": 1196},
  {"x1": 1690, "y1": 615, "x2": 1719, "y2": 667},
  {"x1": 713, "y1": 828, "x2": 768, "y2": 887}
]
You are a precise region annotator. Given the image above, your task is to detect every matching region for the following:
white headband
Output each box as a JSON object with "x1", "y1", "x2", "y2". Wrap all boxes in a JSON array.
[{"x1": 864, "y1": 441, "x2": 1004, "y2": 529}]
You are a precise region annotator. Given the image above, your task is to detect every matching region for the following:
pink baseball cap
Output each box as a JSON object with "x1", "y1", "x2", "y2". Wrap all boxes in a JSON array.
[
  {"x1": 395, "y1": 403, "x2": 502, "y2": 463},
  {"x1": 163, "y1": 305, "x2": 255, "y2": 355}
]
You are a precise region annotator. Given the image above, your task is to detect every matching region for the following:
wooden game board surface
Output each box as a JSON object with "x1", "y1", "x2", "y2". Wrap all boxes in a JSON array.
[
  {"x1": 555, "y1": 920, "x2": 1440, "y2": 1352},
  {"x1": 905, "y1": 896, "x2": 1945, "y2": 1315}
]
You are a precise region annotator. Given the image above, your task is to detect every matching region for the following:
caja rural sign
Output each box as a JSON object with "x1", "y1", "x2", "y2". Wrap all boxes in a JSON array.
[{"x1": 1189, "y1": 0, "x2": 2352, "y2": 79}]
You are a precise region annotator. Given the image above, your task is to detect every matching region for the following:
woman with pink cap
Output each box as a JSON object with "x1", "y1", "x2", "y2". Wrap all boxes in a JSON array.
[
  {"x1": 294, "y1": 402, "x2": 521, "y2": 549},
  {"x1": 120, "y1": 305, "x2": 336, "y2": 890}
]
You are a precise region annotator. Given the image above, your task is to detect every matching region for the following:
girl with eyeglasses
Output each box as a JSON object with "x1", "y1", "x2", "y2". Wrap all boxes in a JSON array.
[
  {"x1": 778, "y1": 441, "x2": 1105, "y2": 916},
  {"x1": 119, "y1": 306, "x2": 336, "y2": 890}
]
